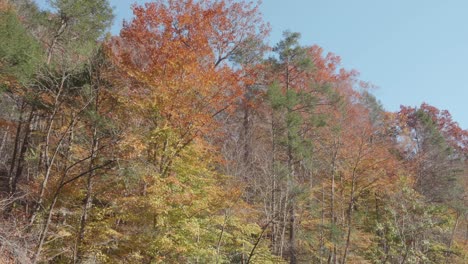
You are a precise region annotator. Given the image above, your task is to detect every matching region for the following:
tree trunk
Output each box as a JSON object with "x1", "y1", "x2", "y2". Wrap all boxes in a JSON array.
[
  {"x1": 289, "y1": 204, "x2": 296, "y2": 264},
  {"x1": 320, "y1": 183, "x2": 325, "y2": 264},
  {"x1": 7, "y1": 102, "x2": 24, "y2": 196},
  {"x1": 328, "y1": 141, "x2": 339, "y2": 264},
  {"x1": 342, "y1": 171, "x2": 356, "y2": 264},
  {"x1": 445, "y1": 212, "x2": 460, "y2": 263},
  {"x1": 242, "y1": 91, "x2": 252, "y2": 172},
  {"x1": 46, "y1": 17, "x2": 67, "y2": 65},
  {"x1": 32, "y1": 190, "x2": 60, "y2": 264},
  {"x1": 10, "y1": 107, "x2": 34, "y2": 196},
  {"x1": 74, "y1": 127, "x2": 99, "y2": 263},
  {"x1": 287, "y1": 134, "x2": 296, "y2": 264},
  {"x1": 30, "y1": 115, "x2": 76, "y2": 225}
]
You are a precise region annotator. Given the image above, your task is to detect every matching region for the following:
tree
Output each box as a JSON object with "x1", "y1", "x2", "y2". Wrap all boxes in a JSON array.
[
  {"x1": 0, "y1": 1, "x2": 42, "y2": 86},
  {"x1": 266, "y1": 31, "x2": 313, "y2": 263},
  {"x1": 397, "y1": 104, "x2": 466, "y2": 204},
  {"x1": 110, "y1": 0, "x2": 268, "y2": 177}
]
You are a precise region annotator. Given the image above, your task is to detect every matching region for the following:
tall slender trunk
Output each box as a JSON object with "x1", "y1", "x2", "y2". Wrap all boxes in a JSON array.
[
  {"x1": 342, "y1": 138, "x2": 363, "y2": 264},
  {"x1": 289, "y1": 204, "x2": 296, "y2": 264},
  {"x1": 445, "y1": 212, "x2": 460, "y2": 263},
  {"x1": 74, "y1": 127, "x2": 99, "y2": 263},
  {"x1": 33, "y1": 130, "x2": 98, "y2": 263},
  {"x1": 280, "y1": 194, "x2": 288, "y2": 257},
  {"x1": 0, "y1": 130, "x2": 9, "y2": 159},
  {"x1": 33, "y1": 156, "x2": 113, "y2": 263},
  {"x1": 319, "y1": 183, "x2": 325, "y2": 264},
  {"x1": 465, "y1": 216, "x2": 468, "y2": 242},
  {"x1": 29, "y1": 81, "x2": 64, "y2": 225},
  {"x1": 242, "y1": 92, "x2": 252, "y2": 171},
  {"x1": 34, "y1": 112, "x2": 77, "y2": 262},
  {"x1": 285, "y1": 57, "x2": 297, "y2": 264},
  {"x1": 287, "y1": 131, "x2": 296, "y2": 264},
  {"x1": 10, "y1": 107, "x2": 34, "y2": 196},
  {"x1": 7, "y1": 102, "x2": 24, "y2": 195},
  {"x1": 328, "y1": 141, "x2": 339, "y2": 264},
  {"x1": 32, "y1": 188, "x2": 60, "y2": 264},
  {"x1": 215, "y1": 210, "x2": 229, "y2": 264},
  {"x1": 342, "y1": 169, "x2": 357, "y2": 264},
  {"x1": 247, "y1": 220, "x2": 272, "y2": 264},
  {"x1": 30, "y1": 112, "x2": 75, "y2": 225},
  {"x1": 46, "y1": 17, "x2": 67, "y2": 65},
  {"x1": 271, "y1": 111, "x2": 278, "y2": 252}
]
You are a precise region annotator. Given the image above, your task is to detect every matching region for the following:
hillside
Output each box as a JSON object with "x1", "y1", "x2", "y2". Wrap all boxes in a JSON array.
[{"x1": 0, "y1": 0, "x2": 467, "y2": 263}]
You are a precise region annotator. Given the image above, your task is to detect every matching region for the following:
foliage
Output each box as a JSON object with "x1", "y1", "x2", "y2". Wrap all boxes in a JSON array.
[
  {"x1": 0, "y1": 1, "x2": 466, "y2": 263},
  {"x1": 0, "y1": 4, "x2": 43, "y2": 85}
]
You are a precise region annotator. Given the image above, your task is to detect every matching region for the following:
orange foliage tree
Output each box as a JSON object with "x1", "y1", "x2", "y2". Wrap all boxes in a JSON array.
[{"x1": 109, "y1": 0, "x2": 269, "y2": 176}]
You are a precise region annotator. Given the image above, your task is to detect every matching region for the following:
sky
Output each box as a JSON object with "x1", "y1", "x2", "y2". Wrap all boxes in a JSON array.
[{"x1": 35, "y1": 0, "x2": 468, "y2": 129}]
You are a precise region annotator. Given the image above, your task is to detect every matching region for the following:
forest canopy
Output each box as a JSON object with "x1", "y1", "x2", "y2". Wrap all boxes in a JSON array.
[{"x1": 0, "y1": 0, "x2": 467, "y2": 263}]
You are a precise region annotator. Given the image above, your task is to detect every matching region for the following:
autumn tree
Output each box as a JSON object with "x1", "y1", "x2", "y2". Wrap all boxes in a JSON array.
[
  {"x1": 101, "y1": 0, "x2": 275, "y2": 262},
  {"x1": 396, "y1": 104, "x2": 466, "y2": 204},
  {"x1": 111, "y1": 0, "x2": 268, "y2": 176}
]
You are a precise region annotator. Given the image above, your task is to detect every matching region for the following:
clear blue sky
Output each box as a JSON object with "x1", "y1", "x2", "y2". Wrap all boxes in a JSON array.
[{"x1": 36, "y1": 0, "x2": 468, "y2": 129}]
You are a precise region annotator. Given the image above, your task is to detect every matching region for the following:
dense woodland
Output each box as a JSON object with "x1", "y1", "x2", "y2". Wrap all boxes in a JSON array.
[{"x1": 0, "y1": 0, "x2": 467, "y2": 263}]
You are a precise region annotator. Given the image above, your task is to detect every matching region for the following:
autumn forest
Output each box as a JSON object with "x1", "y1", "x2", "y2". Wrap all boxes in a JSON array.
[{"x1": 0, "y1": 0, "x2": 467, "y2": 263}]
